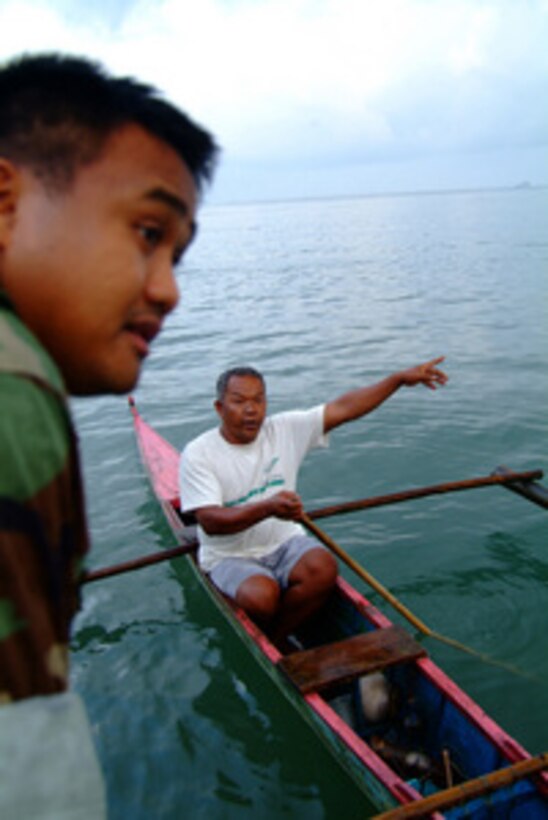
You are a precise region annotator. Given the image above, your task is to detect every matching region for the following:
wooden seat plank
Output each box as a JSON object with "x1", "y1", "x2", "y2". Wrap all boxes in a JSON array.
[{"x1": 278, "y1": 625, "x2": 426, "y2": 694}]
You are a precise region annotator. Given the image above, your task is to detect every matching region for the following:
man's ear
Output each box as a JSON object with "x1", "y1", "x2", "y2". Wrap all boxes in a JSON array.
[
  {"x1": 214, "y1": 399, "x2": 223, "y2": 417},
  {"x1": 0, "y1": 159, "x2": 20, "y2": 249}
]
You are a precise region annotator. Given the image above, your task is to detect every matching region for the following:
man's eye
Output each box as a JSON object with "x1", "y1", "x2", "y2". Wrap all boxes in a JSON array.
[
  {"x1": 172, "y1": 245, "x2": 185, "y2": 267},
  {"x1": 138, "y1": 224, "x2": 163, "y2": 248}
]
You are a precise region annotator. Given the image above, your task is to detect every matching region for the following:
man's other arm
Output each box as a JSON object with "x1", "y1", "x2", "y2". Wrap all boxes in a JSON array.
[{"x1": 323, "y1": 357, "x2": 448, "y2": 433}]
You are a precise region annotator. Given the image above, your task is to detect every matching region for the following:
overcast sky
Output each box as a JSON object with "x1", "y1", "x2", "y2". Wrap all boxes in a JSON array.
[{"x1": 1, "y1": 0, "x2": 547, "y2": 203}]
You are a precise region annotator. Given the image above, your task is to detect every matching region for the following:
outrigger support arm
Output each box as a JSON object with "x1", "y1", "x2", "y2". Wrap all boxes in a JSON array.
[
  {"x1": 306, "y1": 468, "x2": 545, "y2": 521},
  {"x1": 83, "y1": 541, "x2": 197, "y2": 584},
  {"x1": 83, "y1": 467, "x2": 546, "y2": 585}
]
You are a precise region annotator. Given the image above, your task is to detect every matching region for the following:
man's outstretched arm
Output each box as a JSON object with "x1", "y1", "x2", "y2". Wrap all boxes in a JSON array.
[{"x1": 323, "y1": 356, "x2": 448, "y2": 433}]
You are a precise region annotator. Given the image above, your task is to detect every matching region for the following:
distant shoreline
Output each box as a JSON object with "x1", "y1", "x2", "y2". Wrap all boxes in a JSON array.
[{"x1": 209, "y1": 182, "x2": 548, "y2": 209}]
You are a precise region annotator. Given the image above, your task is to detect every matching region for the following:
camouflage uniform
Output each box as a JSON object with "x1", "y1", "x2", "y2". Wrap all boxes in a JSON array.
[{"x1": 0, "y1": 292, "x2": 89, "y2": 702}]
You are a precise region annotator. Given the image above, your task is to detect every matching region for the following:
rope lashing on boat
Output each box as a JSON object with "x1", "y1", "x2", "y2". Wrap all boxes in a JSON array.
[{"x1": 300, "y1": 513, "x2": 540, "y2": 681}]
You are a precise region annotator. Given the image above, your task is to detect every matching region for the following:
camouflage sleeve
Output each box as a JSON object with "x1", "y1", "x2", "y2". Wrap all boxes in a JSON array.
[{"x1": 0, "y1": 373, "x2": 89, "y2": 702}]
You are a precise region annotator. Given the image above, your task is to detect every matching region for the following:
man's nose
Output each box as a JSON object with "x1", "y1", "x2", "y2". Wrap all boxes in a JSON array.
[{"x1": 146, "y1": 259, "x2": 180, "y2": 315}]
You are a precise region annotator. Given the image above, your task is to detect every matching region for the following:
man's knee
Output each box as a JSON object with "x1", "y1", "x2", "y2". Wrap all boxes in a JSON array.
[
  {"x1": 291, "y1": 548, "x2": 338, "y2": 590},
  {"x1": 313, "y1": 550, "x2": 338, "y2": 589},
  {"x1": 235, "y1": 574, "x2": 280, "y2": 622}
]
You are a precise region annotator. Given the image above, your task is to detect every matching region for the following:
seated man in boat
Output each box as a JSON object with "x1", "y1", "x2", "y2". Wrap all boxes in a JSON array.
[{"x1": 179, "y1": 359, "x2": 447, "y2": 647}]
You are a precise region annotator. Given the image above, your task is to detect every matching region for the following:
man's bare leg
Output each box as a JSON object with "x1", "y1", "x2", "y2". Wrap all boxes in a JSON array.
[
  {"x1": 270, "y1": 548, "x2": 338, "y2": 647},
  {"x1": 235, "y1": 574, "x2": 280, "y2": 627},
  {"x1": 233, "y1": 550, "x2": 337, "y2": 648}
]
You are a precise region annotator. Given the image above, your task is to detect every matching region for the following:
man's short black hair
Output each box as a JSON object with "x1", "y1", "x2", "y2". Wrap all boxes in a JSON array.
[
  {"x1": 216, "y1": 367, "x2": 265, "y2": 401},
  {"x1": 0, "y1": 52, "x2": 218, "y2": 193}
]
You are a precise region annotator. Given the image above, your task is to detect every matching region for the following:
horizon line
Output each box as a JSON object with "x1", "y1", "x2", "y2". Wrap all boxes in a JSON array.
[{"x1": 207, "y1": 181, "x2": 548, "y2": 209}]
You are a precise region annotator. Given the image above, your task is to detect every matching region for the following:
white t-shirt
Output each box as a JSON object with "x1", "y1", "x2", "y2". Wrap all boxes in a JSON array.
[{"x1": 179, "y1": 405, "x2": 328, "y2": 572}]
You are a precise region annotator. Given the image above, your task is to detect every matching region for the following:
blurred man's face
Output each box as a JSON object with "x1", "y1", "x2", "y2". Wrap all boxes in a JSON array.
[{"x1": 0, "y1": 123, "x2": 197, "y2": 395}]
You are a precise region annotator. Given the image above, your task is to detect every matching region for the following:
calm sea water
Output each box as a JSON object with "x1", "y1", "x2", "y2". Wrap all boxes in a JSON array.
[{"x1": 71, "y1": 187, "x2": 548, "y2": 819}]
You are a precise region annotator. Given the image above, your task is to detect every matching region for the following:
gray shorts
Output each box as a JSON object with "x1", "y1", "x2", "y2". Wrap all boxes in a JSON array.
[{"x1": 208, "y1": 534, "x2": 327, "y2": 599}]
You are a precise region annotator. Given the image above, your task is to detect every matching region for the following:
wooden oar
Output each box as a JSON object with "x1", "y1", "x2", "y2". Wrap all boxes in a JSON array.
[
  {"x1": 300, "y1": 513, "x2": 538, "y2": 679},
  {"x1": 307, "y1": 468, "x2": 544, "y2": 521}
]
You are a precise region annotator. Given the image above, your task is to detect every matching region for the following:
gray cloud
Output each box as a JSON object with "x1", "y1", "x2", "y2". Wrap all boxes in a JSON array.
[{"x1": 1, "y1": 0, "x2": 547, "y2": 201}]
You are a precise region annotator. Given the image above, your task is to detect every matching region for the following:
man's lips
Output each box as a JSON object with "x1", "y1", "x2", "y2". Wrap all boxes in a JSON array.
[{"x1": 124, "y1": 316, "x2": 162, "y2": 357}]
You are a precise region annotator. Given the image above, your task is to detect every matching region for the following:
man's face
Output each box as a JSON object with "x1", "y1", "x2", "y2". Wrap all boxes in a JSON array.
[
  {"x1": 216, "y1": 375, "x2": 267, "y2": 444},
  {"x1": 0, "y1": 124, "x2": 197, "y2": 395}
]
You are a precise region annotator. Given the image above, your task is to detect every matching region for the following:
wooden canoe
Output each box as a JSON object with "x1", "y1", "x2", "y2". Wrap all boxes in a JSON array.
[{"x1": 128, "y1": 398, "x2": 548, "y2": 818}]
